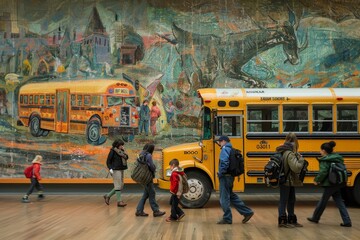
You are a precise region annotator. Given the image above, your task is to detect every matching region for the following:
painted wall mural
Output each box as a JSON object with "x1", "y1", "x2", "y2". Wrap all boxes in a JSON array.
[{"x1": 0, "y1": 0, "x2": 359, "y2": 182}]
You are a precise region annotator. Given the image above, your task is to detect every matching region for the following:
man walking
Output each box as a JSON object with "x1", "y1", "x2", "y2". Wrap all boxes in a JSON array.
[{"x1": 215, "y1": 136, "x2": 254, "y2": 224}]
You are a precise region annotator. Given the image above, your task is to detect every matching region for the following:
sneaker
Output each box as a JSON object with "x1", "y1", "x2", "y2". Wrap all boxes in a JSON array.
[
  {"x1": 217, "y1": 219, "x2": 232, "y2": 224},
  {"x1": 37, "y1": 194, "x2": 45, "y2": 200},
  {"x1": 153, "y1": 210, "x2": 166, "y2": 217},
  {"x1": 166, "y1": 217, "x2": 177, "y2": 222},
  {"x1": 22, "y1": 196, "x2": 30, "y2": 203},
  {"x1": 242, "y1": 212, "x2": 254, "y2": 224},
  {"x1": 135, "y1": 212, "x2": 149, "y2": 217},
  {"x1": 103, "y1": 194, "x2": 110, "y2": 205},
  {"x1": 340, "y1": 223, "x2": 352, "y2": 227},
  {"x1": 177, "y1": 213, "x2": 185, "y2": 221},
  {"x1": 307, "y1": 217, "x2": 319, "y2": 224},
  {"x1": 117, "y1": 201, "x2": 127, "y2": 207},
  {"x1": 278, "y1": 223, "x2": 294, "y2": 228}
]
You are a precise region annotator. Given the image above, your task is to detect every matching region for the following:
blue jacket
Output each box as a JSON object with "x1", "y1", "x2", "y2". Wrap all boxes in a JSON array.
[{"x1": 218, "y1": 142, "x2": 232, "y2": 177}]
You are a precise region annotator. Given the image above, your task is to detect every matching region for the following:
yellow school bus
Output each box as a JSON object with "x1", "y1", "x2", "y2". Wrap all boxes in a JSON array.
[
  {"x1": 158, "y1": 88, "x2": 360, "y2": 208},
  {"x1": 18, "y1": 79, "x2": 138, "y2": 145}
]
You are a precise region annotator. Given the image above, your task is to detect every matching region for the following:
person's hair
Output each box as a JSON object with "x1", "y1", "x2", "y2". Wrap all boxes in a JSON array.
[
  {"x1": 321, "y1": 141, "x2": 336, "y2": 154},
  {"x1": 152, "y1": 101, "x2": 156, "y2": 106},
  {"x1": 169, "y1": 158, "x2": 179, "y2": 166},
  {"x1": 144, "y1": 143, "x2": 155, "y2": 154},
  {"x1": 285, "y1": 132, "x2": 299, "y2": 152},
  {"x1": 112, "y1": 139, "x2": 124, "y2": 148},
  {"x1": 33, "y1": 155, "x2": 42, "y2": 162},
  {"x1": 143, "y1": 99, "x2": 149, "y2": 104}
]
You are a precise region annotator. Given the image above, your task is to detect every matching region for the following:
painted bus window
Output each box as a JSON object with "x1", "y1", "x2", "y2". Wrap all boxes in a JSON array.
[
  {"x1": 313, "y1": 105, "x2": 333, "y2": 132},
  {"x1": 283, "y1": 105, "x2": 308, "y2": 132},
  {"x1": 39, "y1": 95, "x2": 44, "y2": 105},
  {"x1": 84, "y1": 95, "x2": 90, "y2": 106},
  {"x1": 34, "y1": 95, "x2": 39, "y2": 104},
  {"x1": 337, "y1": 105, "x2": 358, "y2": 132},
  {"x1": 77, "y1": 95, "x2": 82, "y2": 106},
  {"x1": 71, "y1": 94, "x2": 76, "y2": 106},
  {"x1": 247, "y1": 105, "x2": 279, "y2": 132}
]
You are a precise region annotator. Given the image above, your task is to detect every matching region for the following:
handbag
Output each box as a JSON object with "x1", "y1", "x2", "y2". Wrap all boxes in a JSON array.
[{"x1": 131, "y1": 154, "x2": 153, "y2": 185}]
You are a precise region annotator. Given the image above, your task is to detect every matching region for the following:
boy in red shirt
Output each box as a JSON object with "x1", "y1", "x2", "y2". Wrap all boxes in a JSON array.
[
  {"x1": 166, "y1": 159, "x2": 186, "y2": 222},
  {"x1": 22, "y1": 155, "x2": 45, "y2": 203}
]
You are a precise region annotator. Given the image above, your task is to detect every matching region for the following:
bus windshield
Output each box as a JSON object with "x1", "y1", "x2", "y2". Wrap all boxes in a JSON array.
[
  {"x1": 201, "y1": 107, "x2": 212, "y2": 140},
  {"x1": 107, "y1": 96, "x2": 123, "y2": 107},
  {"x1": 124, "y1": 97, "x2": 136, "y2": 107}
]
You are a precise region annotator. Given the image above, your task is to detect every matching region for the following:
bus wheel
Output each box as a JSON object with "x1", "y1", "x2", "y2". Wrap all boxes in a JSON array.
[
  {"x1": 41, "y1": 130, "x2": 49, "y2": 137},
  {"x1": 86, "y1": 118, "x2": 101, "y2": 145},
  {"x1": 29, "y1": 115, "x2": 43, "y2": 137},
  {"x1": 353, "y1": 177, "x2": 360, "y2": 206},
  {"x1": 180, "y1": 171, "x2": 212, "y2": 208}
]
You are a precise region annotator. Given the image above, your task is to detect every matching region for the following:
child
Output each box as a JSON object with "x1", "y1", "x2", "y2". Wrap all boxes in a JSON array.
[
  {"x1": 166, "y1": 159, "x2": 186, "y2": 222},
  {"x1": 22, "y1": 155, "x2": 45, "y2": 203}
]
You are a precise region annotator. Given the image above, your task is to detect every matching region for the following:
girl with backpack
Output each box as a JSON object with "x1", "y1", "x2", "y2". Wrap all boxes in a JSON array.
[
  {"x1": 276, "y1": 133, "x2": 305, "y2": 227},
  {"x1": 307, "y1": 141, "x2": 352, "y2": 227},
  {"x1": 22, "y1": 155, "x2": 45, "y2": 203}
]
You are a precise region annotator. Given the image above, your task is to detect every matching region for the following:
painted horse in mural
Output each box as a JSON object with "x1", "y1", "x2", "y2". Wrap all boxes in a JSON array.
[{"x1": 158, "y1": 7, "x2": 307, "y2": 89}]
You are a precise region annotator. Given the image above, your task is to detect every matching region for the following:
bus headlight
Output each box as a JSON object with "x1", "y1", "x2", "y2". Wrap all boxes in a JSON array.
[
  {"x1": 115, "y1": 117, "x2": 119, "y2": 122},
  {"x1": 132, "y1": 119, "x2": 136, "y2": 123},
  {"x1": 112, "y1": 109, "x2": 117, "y2": 114},
  {"x1": 165, "y1": 169, "x2": 172, "y2": 177}
]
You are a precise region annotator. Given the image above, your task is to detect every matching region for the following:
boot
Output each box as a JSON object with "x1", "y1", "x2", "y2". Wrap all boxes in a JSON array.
[
  {"x1": 278, "y1": 215, "x2": 294, "y2": 228},
  {"x1": 288, "y1": 215, "x2": 303, "y2": 227}
]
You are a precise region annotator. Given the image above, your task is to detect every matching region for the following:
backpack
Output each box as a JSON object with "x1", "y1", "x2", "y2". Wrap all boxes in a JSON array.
[
  {"x1": 328, "y1": 162, "x2": 348, "y2": 185},
  {"x1": 264, "y1": 152, "x2": 287, "y2": 188},
  {"x1": 131, "y1": 154, "x2": 153, "y2": 185},
  {"x1": 180, "y1": 174, "x2": 190, "y2": 194},
  {"x1": 228, "y1": 148, "x2": 244, "y2": 177},
  {"x1": 24, "y1": 165, "x2": 33, "y2": 178}
]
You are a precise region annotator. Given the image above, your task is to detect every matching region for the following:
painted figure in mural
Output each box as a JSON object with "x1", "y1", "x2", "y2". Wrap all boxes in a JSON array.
[
  {"x1": 150, "y1": 101, "x2": 161, "y2": 136},
  {"x1": 276, "y1": 132, "x2": 305, "y2": 228},
  {"x1": 22, "y1": 155, "x2": 45, "y2": 203},
  {"x1": 135, "y1": 144, "x2": 166, "y2": 217},
  {"x1": 165, "y1": 101, "x2": 177, "y2": 127},
  {"x1": 103, "y1": 139, "x2": 128, "y2": 207},
  {"x1": 215, "y1": 136, "x2": 254, "y2": 224},
  {"x1": 139, "y1": 99, "x2": 150, "y2": 136},
  {"x1": 307, "y1": 141, "x2": 352, "y2": 227}
]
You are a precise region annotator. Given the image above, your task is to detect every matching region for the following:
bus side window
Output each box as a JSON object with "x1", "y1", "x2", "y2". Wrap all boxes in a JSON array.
[
  {"x1": 77, "y1": 95, "x2": 83, "y2": 106},
  {"x1": 247, "y1": 105, "x2": 278, "y2": 132},
  {"x1": 71, "y1": 94, "x2": 76, "y2": 106},
  {"x1": 84, "y1": 95, "x2": 90, "y2": 106},
  {"x1": 283, "y1": 105, "x2": 308, "y2": 132},
  {"x1": 313, "y1": 105, "x2": 332, "y2": 132},
  {"x1": 39, "y1": 95, "x2": 44, "y2": 105},
  {"x1": 337, "y1": 105, "x2": 358, "y2": 132}
]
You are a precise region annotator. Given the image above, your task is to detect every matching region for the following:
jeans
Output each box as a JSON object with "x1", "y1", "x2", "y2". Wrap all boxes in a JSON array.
[
  {"x1": 139, "y1": 119, "x2": 149, "y2": 135},
  {"x1": 26, "y1": 178, "x2": 44, "y2": 196},
  {"x1": 170, "y1": 194, "x2": 184, "y2": 220},
  {"x1": 278, "y1": 185, "x2": 296, "y2": 217},
  {"x1": 311, "y1": 185, "x2": 351, "y2": 225},
  {"x1": 219, "y1": 175, "x2": 253, "y2": 223},
  {"x1": 136, "y1": 182, "x2": 159, "y2": 213}
]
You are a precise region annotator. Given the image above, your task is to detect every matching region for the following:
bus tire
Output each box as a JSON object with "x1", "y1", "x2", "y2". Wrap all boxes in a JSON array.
[
  {"x1": 41, "y1": 130, "x2": 49, "y2": 137},
  {"x1": 29, "y1": 115, "x2": 43, "y2": 137},
  {"x1": 353, "y1": 176, "x2": 360, "y2": 206},
  {"x1": 86, "y1": 118, "x2": 101, "y2": 145},
  {"x1": 180, "y1": 170, "x2": 212, "y2": 208}
]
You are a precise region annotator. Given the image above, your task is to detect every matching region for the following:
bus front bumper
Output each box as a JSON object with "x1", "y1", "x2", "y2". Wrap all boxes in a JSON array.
[{"x1": 157, "y1": 178, "x2": 170, "y2": 189}]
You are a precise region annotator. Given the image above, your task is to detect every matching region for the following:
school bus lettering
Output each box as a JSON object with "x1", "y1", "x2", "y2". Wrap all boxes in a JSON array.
[
  {"x1": 256, "y1": 140, "x2": 270, "y2": 149},
  {"x1": 114, "y1": 88, "x2": 129, "y2": 94}
]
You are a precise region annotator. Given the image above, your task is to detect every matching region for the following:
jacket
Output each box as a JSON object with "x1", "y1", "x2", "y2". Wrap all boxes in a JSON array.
[
  {"x1": 140, "y1": 150, "x2": 156, "y2": 178},
  {"x1": 106, "y1": 148, "x2": 128, "y2": 170},
  {"x1": 139, "y1": 104, "x2": 150, "y2": 121},
  {"x1": 32, "y1": 163, "x2": 42, "y2": 180},
  {"x1": 315, "y1": 153, "x2": 344, "y2": 187},
  {"x1": 150, "y1": 106, "x2": 161, "y2": 119},
  {"x1": 170, "y1": 167, "x2": 185, "y2": 194},
  {"x1": 218, "y1": 142, "x2": 232, "y2": 177},
  {"x1": 276, "y1": 142, "x2": 304, "y2": 187}
]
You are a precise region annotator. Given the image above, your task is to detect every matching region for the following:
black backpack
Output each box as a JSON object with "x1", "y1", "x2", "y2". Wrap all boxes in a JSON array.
[
  {"x1": 228, "y1": 148, "x2": 244, "y2": 177},
  {"x1": 328, "y1": 162, "x2": 348, "y2": 185},
  {"x1": 264, "y1": 152, "x2": 287, "y2": 188}
]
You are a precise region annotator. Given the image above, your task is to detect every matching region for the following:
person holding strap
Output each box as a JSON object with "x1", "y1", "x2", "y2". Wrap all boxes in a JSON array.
[
  {"x1": 307, "y1": 141, "x2": 352, "y2": 227},
  {"x1": 276, "y1": 132, "x2": 305, "y2": 228},
  {"x1": 104, "y1": 139, "x2": 128, "y2": 207},
  {"x1": 215, "y1": 135, "x2": 254, "y2": 224}
]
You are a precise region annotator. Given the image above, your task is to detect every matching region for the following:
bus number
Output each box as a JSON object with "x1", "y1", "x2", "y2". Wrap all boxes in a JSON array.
[
  {"x1": 114, "y1": 88, "x2": 129, "y2": 94},
  {"x1": 256, "y1": 140, "x2": 270, "y2": 149}
]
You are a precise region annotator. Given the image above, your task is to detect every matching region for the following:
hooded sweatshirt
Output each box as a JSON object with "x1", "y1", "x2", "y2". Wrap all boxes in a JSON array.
[
  {"x1": 276, "y1": 142, "x2": 304, "y2": 186},
  {"x1": 170, "y1": 167, "x2": 185, "y2": 194},
  {"x1": 315, "y1": 153, "x2": 344, "y2": 186}
]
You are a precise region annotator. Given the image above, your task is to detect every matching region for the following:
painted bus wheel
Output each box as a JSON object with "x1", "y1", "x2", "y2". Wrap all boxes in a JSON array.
[
  {"x1": 29, "y1": 115, "x2": 43, "y2": 137},
  {"x1": 86, "y1": 118, "x2": 101, "y2": 145},
  {"x1": 180, "y1": 171, "x2": 212, "y2": 208}
]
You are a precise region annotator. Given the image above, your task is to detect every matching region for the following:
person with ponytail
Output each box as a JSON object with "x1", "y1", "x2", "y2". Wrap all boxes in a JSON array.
[{"x1": 307, "y1": 141, "x2": 352, "y2": 227}]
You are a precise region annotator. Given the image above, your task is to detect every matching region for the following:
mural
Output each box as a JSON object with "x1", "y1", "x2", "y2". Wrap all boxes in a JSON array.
[{"x1": 0, "y1": 0, "x2": 360, "y2": 182}]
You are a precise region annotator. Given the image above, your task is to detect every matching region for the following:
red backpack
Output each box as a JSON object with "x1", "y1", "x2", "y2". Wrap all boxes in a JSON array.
[{"x1": 24, "y1": 165, "x2": 33, "y2": 178}]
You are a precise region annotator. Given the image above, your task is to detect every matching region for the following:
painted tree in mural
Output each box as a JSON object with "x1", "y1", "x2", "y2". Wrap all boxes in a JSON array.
[{"x1": 159, "y1": 7, "x2": 307, "y2": 90}]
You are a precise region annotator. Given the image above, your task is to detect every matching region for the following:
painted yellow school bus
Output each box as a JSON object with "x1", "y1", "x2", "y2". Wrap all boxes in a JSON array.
[
  {"x1": 158, "y1": 88, "x2": 360, "y2": 208},
  {"x1": 18, "y1": 79, "x2": 138, "y2": 145}
]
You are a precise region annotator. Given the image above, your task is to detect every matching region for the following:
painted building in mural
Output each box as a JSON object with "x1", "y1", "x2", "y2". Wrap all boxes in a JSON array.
[{"x1": 0, "y1": 0, "x2": 360, "y2": 183}]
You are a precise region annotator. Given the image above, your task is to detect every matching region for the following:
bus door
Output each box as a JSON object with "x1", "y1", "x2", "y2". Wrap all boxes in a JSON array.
[
  {"x1": 214, "y1": 113, "x2": 245, "y2": 192},
  {"x1": 55, "y1": 89, "x2": 69, "y2": 133}
]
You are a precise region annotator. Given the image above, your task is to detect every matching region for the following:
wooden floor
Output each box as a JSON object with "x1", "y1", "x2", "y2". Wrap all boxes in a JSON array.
[{"x1": 0, "y1": 192, "x2": 359, "y2": 240}]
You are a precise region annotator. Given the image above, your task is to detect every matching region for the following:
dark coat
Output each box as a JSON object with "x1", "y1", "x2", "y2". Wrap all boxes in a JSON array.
[{"x1": 106, "y1": 148, "x2": 128, "y2": 170}]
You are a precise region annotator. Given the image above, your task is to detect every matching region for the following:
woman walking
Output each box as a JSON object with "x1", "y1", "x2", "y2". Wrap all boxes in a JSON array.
[
  {"x1": 307, "y1": 141, "x2": 352, "y2": 227},
  {"x1": 103, "y1": 139, "x2": 128, "y2": 207},
  {"x1": 276, "y1": 132, "x2": 305, "y2": 227},
  {"x1": 135, "y1": 143, "x2": 166, "y2": 217}
]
